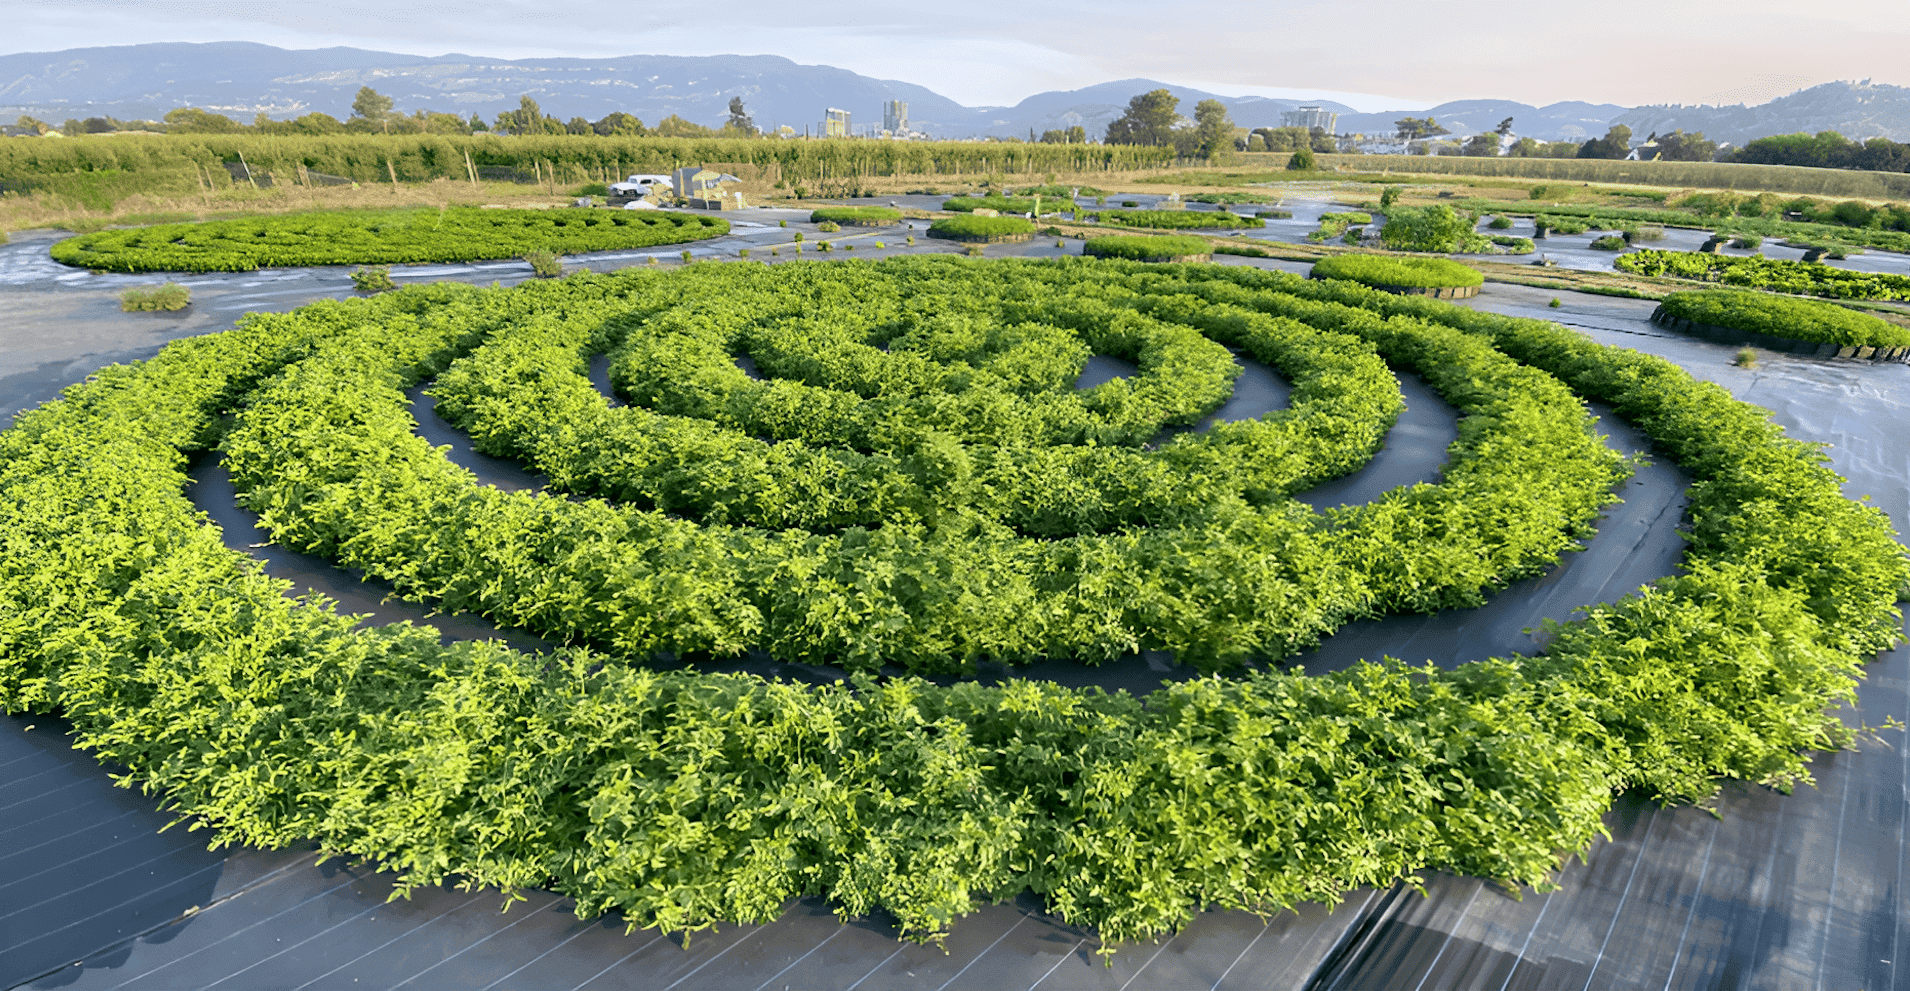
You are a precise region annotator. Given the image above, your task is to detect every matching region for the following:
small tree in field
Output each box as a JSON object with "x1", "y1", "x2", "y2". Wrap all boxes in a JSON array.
[{"x1": 1287, "y1": 146, "x2": 1317, "y2": 171}]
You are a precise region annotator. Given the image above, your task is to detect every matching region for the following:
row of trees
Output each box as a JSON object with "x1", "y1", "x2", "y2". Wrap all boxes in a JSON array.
[
  {"x1": 1103, "y1": 90, "x2": 1238, "y2": 159},
  {"x1": 18, "y1": 88, "x2": 760, "y2": 142},
  {"x1": 1723, "y1": 130, "x2": 1910, "y2": 174}
]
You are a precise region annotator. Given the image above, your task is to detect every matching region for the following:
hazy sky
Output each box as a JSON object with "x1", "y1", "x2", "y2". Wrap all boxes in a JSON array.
[{"x1": 9, "y1": 0, "x2": 1910, "y2": 111}]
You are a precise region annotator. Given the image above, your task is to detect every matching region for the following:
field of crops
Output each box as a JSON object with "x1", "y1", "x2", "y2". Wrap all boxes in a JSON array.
[
  {"x1": 0, "y1": 133, "x2": 1178, "y2": 212},
  {"x1": 1656, "y1": 289, "x2": 1910, "y2": 349},
  {"x1": 3, "y1": 257, "x2": 1903, "y2": 950},
  {"x1": 1614, "y1": 248, "x2": 1910, "y2": 300},
  {"x1": 48, "y1": 206, "x2": 729, "y2": 272},
  {"x1": 1324, "y1": 153, "x2": 1910, "y2": 199}
]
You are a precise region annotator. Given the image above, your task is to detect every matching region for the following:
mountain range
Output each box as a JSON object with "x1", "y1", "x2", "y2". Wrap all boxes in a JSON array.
[
  {"x1": 1611, "y1": 80, "x2": 1910, "y2": 146},
  {"x1": 0, "y1": 42, "x2": 1903, "y2": 146}
]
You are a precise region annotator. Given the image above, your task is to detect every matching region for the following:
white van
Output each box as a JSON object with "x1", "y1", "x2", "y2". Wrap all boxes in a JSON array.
[{"x1": 608, "y1": 174, "x2": 673, "y2": 197}]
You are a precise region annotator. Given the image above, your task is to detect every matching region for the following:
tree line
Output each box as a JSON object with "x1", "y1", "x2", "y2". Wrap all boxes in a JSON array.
[{"x1": 13, "y1": 87, "x2": 764, "y2": 141}]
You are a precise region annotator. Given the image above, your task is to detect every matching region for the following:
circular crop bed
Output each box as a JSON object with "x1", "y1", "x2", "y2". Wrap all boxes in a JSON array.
[
  {"x1": 809, "y1": 206, "x2": 902, "y2": 226},
  {"x1": 3, "y1": 257, "x2": 1904, "y2": 952},
  {"x1": 1084, "y1": 234, "x2": 1213, "y2": 262},
  {"x1": 1652, "y1": 289, "x2": 1910, "y2": 360},
  {"x1": 49, "y1": 206, "x2": 730, "y2": 273},
  {"x1": 1086, "y1": 208, "x2": 1264, "y2": 231},
  {"x1": 1310, "y1": 254, "x2": 1485, "y2": 298},
  {"x1": 927, "y1": 215, "x2": 1035, "y2": 242}
]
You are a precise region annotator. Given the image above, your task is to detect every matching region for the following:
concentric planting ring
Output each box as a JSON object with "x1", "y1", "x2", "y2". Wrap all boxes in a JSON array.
[
  {"x1": 3, "y1": 257, "x2": 1903, "y2": 951},
  {"x1": 223, "y1": 259, "x2": 1628, "y2": 671}
]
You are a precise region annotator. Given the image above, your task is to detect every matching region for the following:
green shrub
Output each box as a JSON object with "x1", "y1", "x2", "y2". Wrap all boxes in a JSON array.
[
  {"x1": 51, "y1": 207, "x2": 729, "y2": 273},
  {"x1": 1287, "y1": 147, "x2": 1317, "y2": 170},
  {"x1": 1550, "y1": 298, "x2": 1562, "y2": 308},
  {"x1": 1615, "y1": 249, "x2": 1910, "y2": 300},
  {"x1": 1256, "y1": 209, "x2": 1295, "y2": 219},
  {"x1": 819, "y1": 241, "x2": 833, "y2": 252},
  {"x1": 1488, "y1": 215, "x2": 1515, "y2": 229},
  {"x1": 792, "y1": 231, "x2": 804, "y2": 242},
  {"x1": 523, "y1": 250, "x2": 562, "y2": 277},
  {"x1": 1489, "y1": 235, "x2": 1536, "y2": 253},
  {"x1": 810, "y1": 206, "x2": 901, "y2": 225},
  {"x1": 1657, "y1": 289, "x2": 1910, "y2": 348},
  {"x1": 1091, "y1": 209, "x2": 1263, "y2": 231},
  {"x1": 1537, "y1": 215, "x2": 1590, "y2": 235},
  {"x1": 681, "y1": 249, "x2": 694, "y2": 262},
  {"x1": 1590, "y1": 235, "x2": 1629, "y2": 251},
  {"x1": 965, "y1": 244, "x2": 984, "y2": 256},
  {"x1": 1630, "y1": 223, "x2": 1666, "y2": 242},
  {"x1": 118, "y1": 282, "x2": 191, "y2": 311},
  {"x1": 1379, "y1": 205, "x2": 1494, "y2": 253},
  {"x1": 1730, "y1": 234, "x2": 1763, "y2": 249},
  {"x1": 941, "y1": 196, "x2": 1052, "y2": 216},
  {"x1": 573, "y1": 183, "x2": 609, "y2": 197},
  {"x1": 4, "y1": 260, "x2": 1904, "y2": 959},
  {"x1": 816, "y1": 221, "x2": 842, "y2": 233},
  {"x1": 1735, "y1": 347, "x2": 1758, "y2": 367},
  {"x1": 906, "y1": 236, "x2": 915, "y2": 245},
  {"x1": 1185, "y1": 192, "x2": 1277, "y2": 205},
  {"x1": 779, "y1": 219, "x2": 788, "y2": 228},
  {"x1": 351, "y1": 265, "x2": 397, "y2": 293},
  {"x1": 1082, "y1": 235, "x2": 1213, "y2": 261},
  {"x1": 738, "y1": 248, "x2": 751, "y2": 259},
  {"x1": 1214, "y1": 243, "x2": 1272, "y2": 257},
  {"x1": 1310, "y1": 254, "x2": 1484, "y2": 289},
  {"x1": 927, "y1": 215, "x2": 1037, "y2": 241},
  {"x1": 1120, "y1": 200, "x2": 1139, "y2": 207}
]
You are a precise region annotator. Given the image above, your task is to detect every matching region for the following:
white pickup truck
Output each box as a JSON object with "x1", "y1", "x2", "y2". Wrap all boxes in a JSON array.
[{"x1": 608, "y1": 174, "x2": 673, "y2": 197}]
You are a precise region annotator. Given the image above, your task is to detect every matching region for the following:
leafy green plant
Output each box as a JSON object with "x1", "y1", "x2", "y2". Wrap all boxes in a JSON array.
[
  {"x1": 779, "y1": 219, "x2": 789, "y2": 228},
  {"x1": 1488, "y1": 215, "x2": 1514, "y2": 229},
  {"x1": 51, "y1": 207, "x2": 729, "y2": 273},
  {"x1": 1082, "y1": 235, "x2": 1212, "y2": 261},
  {"x1": 1616, "y1": 249, "x2": 1910, "y2": 300},
  {"x1": 1550, "y1": 297, "x2": 1562, "y2": 308},
  {"x1": 1379, "y1": 204, "x2": 1494, "y2": 253},
  {"x1": 1310, "y1": 255, "x2": 1484, "y2": 289},
  {"x1": 523, "y1": 250, "x2": 562, "y2": 277},
  {"x1": 681, "y1": 249, "x2": 694, "y2": 262},
  {"x1": 1656, "y1": 289, "x2": 1910, "y2": 348},
  {"x1": 1091, "y1": 209, "x2": 1263, "y2": 231},
  {"x1": 118, "y1": 282, "x2": 191, "y2": 310},
  {"x1": 1731, "y1": 234, "x2": 1763, "y2": 249},
  {"x1": 1735, "y1": 347, "x2": 1758, "y2": 367},
  {"x1": 816, "y1": 221, "x2": 842, "y2": 233},
  {"x1": 4, "y1": 258, "x2": 1903, "y2": 960},
  {"x1": 1590, "y1": 235, "x2": 1629, "y2": 250},
  {"x1": 351, "y1": 265, "x2": 398, "y2": 293},
  {"x1": 810, "y1": 206, "x2": 902, "y2": 225},
  {"x1": 927, "y1": 215, "x2": 1037, "y2": 241}
]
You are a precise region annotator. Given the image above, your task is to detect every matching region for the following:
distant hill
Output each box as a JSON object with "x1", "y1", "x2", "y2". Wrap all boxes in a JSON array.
[
  {"x1": 1611, "y1": 80, "x2": 1910, "y2": 146},
  {"x1": 1333, "y1": 99, "x2": 1629, "y2": 142},
  {"x1": 4, "y1": 43, "x2": 1899, "y2": 150},
  {"x1": 0, "y1": 42, "x2": 979, "y2": 137}
]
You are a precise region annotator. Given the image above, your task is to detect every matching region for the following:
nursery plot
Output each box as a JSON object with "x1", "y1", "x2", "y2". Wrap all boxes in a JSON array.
[
  {"x1": 2, "y1": 255, "x2": 1904, "y2": 958},
  {"x1": 48, "y1": 206, "x2": 730, "y2": 273}
]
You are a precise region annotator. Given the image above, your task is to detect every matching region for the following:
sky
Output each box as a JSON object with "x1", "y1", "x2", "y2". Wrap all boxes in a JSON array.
[{"x1": 8, "y1": 0, "x2": 1910, "y2": 112}]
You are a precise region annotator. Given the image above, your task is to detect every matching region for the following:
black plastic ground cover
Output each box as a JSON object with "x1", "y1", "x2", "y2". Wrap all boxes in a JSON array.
[{"x1": 4, "y1": 270, "x2": 1907, "y2": 989}]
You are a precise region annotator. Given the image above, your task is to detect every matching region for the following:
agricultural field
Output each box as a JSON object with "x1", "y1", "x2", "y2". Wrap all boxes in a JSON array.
[
  {"x1": 3, "y1": 251, "x2": 1903, "y2": 957},
  {"x1": 49, "y1": 206, "x2": 729, "y2": 272}
]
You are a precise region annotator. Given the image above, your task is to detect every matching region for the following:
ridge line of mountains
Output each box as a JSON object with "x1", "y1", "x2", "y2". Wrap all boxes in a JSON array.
[{"x1": 3, "y1": 42, "x2": 1907, "y2": 146}]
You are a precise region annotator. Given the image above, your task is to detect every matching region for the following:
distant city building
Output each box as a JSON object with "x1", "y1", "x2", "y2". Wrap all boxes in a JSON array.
[
  {"x1": 883, "y1": 100, "x2": 908, "y2": 134},
  {"x1": 1281, "y1": 105, "x2": 1339, "y2": 133},
  {"x1": 823, "y1": 108, "x2": 851, "y2": 138}
]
